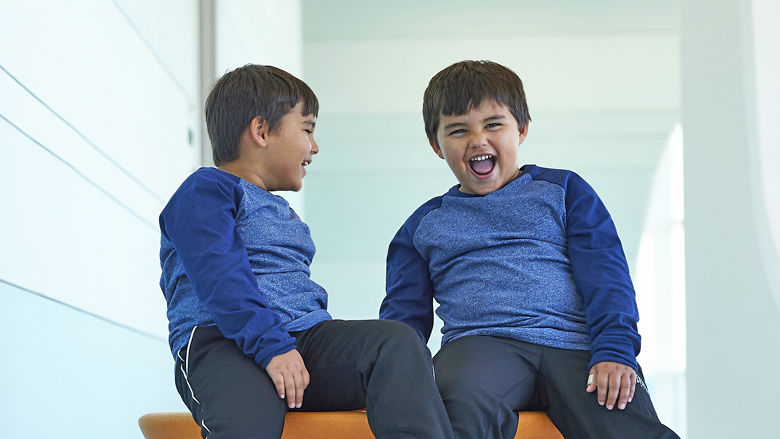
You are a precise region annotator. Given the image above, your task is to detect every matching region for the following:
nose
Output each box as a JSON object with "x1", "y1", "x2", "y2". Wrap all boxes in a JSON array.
[
  {"x1": 310, "y1": 136, "x2": 319, "y2": 155},
  {"x1": 470, "y1": 130, "x2": 487, "y2": 148}
]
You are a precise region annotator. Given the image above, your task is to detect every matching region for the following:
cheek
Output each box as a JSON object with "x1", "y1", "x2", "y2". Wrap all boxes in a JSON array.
[
  {"x1": 502, "y1": 137, "x2": 520, "y2": 158},
  {"x1": 445, "y1": 155, "x2": 463, "y2": 172}
]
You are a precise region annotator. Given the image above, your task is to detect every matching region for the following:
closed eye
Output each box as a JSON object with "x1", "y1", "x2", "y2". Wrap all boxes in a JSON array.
[{"x1": 448, "y1": 128, "x2": 467, "y2": 136}]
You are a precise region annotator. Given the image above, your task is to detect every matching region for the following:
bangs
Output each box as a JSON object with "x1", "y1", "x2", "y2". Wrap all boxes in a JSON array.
[
  {"x1": 423, "y1": 60, "x2": 531, "y2": 145},
  {"x1": 437, "y1": 76, "x2": 517, "y2": 117}
]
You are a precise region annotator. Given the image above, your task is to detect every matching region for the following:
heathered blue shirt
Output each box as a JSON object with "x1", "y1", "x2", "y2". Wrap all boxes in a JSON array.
[
  {"x1": 159, "y1": 167, "x2": 331, "y2": 368},
  {"x1": 380, "y1": 165, "x2": 641, "y2": 370}
]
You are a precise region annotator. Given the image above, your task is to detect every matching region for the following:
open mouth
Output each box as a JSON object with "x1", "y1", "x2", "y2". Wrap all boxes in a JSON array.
[
  {"x1": 301, "y1": 159, "x2": 311, "y2": 167},
  {"x1": 469, "y1": 154, "x2": 496, "y2": 176}
]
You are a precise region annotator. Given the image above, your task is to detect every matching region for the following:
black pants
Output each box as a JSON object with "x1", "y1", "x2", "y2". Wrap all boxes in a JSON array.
[
  {"x1": 433, "y1": 335, "x2": 680, "y2": 439},
  {"x1": 175, "y1": 320, "x2": 453, "y2": 439}
]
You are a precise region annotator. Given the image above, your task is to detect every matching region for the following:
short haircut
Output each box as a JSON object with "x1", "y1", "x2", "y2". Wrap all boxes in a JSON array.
[
  {"x1": 205, "y1": 64, "x2": 319, "y2": 166},
  {"x1": 423, "y1": 60, "x2": 531, "y2": 146}
]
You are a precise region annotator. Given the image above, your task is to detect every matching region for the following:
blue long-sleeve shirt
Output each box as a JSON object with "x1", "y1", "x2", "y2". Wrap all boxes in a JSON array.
[
  {"x1": 159, "y1": 167, "x2": 331, "y2": 368},
  {"x1": 380, "y1": 165, "x2": 641, "y2": 371}
]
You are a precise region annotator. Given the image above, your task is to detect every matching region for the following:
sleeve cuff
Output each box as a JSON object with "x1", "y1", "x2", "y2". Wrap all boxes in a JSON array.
[
  {"x1": 589, "y1": 338, "x2": 639, "y2": 371},
  {"x1": 254, "y1": 338, "x2": 298, "y2": 369}
]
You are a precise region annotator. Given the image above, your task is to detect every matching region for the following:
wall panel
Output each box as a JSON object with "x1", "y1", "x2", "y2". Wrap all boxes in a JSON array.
[
  {"x1": 0, "y1": 282, "x2": 182, "y2": 438},
  {"x1": 0, "y1": 0, "x2": 201, "y2": 436},
  {"x1": 0, "y1": 119, "x2": 167, "y2": 334}
]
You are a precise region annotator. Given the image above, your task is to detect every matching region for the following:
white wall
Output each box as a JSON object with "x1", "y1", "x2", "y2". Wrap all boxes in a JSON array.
[
  {"x1": 0, "y1": 0, "x2": 302, "y2": 437},
  {"x1": 682, "y1": 0, "x2": 780, "y2": 437},
  {"x1": 751, "y1": 0, "x2": 780, "y2": 314},
  {"x1": 0, "y1": 1, "x2": 198, "y2": 436},
  {"x1": 634, "y1": 125, "x2": 687, "y2": 434}
]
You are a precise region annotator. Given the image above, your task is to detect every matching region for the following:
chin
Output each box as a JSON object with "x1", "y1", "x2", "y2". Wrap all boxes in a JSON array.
[{"x1": 277, "y1": 182, "x2": 303, "y2": 192}]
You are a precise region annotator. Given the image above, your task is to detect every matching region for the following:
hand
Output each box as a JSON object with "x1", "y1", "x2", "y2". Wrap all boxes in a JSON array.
[
  {"x1": 265, "y1": 349, "x2": 310, "y2": 409},
  {"x1": 585, "y1": 361, "x2": 636, "y2": 411}
]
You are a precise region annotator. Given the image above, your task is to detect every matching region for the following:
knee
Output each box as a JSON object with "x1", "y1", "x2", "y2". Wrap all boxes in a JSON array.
[
  {"x1": 378, "y1": 319, "x2": 420, "y2": 338},
  {"x1": 370, "y1": 320, "x2": 431, "y2": 362}
]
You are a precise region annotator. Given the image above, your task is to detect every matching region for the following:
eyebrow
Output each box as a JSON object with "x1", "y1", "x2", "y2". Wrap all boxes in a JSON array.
[
  {"x1": 303, "y1": 120, "x2": 316, "y2": 128},
  {"x1": 443, "y1": 115, "x2": 506, "y2": 130}
]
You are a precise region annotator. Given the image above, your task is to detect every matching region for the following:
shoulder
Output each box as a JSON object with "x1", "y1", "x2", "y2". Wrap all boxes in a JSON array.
[
  {"x1": 161, "y1": 168, "x2": 246, "y2": 222},
  {"x1": 171, "y1": 168, "x2": 244, "y2": 203},
  {"x1": 399, "y1": 194, "x2": 445, "y2": 235},
  {"x1": 179, "y1": 167, "x2": 240, "y2": 192},
  {"x1": 522, "y1": 164, "x2": 587, "y2": 189},
  {"x1": 523, "y1": 164, "x2": 597, "y2": 199}
]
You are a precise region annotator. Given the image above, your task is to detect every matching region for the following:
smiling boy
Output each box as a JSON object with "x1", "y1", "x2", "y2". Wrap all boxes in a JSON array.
[
  {"x1": 380, "y1": 60, "x2": 679, "y2": 439},
  {"x1": 160, "y1": 65, "x2": 452, "y2": 439}
]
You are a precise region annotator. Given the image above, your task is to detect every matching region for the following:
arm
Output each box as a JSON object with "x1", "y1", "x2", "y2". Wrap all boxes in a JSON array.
[
  {"x1": 380, "y1": 217, "x2": 435, "y2": 342},
  {"x1": 564, "y1": 173, "x2": 641, "y2": 410},
  {"x1": 160, "y1": 173, "x2": 297, "y2": 368},
  {"x1": 161, "y1": 173, "x2": 308, "y2": 407},
  {"x1": 565, "y1": 173, "x2": 640, "y2": 370}
]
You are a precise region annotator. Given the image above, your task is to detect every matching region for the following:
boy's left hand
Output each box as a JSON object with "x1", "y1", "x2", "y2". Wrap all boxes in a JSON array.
[{"x1": 585, "y1": 361, "x2": 636, "y2": 411}]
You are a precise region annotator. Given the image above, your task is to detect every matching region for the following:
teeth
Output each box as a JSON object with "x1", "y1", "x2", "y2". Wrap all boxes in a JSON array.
[{"x1": 470, "y1": 155, "x2": 493, "y2": 162}]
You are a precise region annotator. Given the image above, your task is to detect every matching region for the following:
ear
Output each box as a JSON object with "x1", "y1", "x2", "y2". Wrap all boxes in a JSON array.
[
  {"x1": 518, "y1": 123, "x2": 530, "y2": 145},
  {"x1": 247, "y1": 116, "x2": 270, "y2": 148},
  {"x1": 429, "y1": 138, "x2": 445, "y2": 159}
]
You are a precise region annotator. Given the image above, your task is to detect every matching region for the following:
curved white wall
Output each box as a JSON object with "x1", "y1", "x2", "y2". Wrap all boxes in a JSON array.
[
  {"x1": 751, "y1": 0, "x2": 780, "y2": 314},
  {"x1": 682, "y1": 0, "x2": 780, "y2": 437}
]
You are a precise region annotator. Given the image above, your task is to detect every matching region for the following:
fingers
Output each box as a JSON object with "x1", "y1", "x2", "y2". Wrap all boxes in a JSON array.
[
  {"x1": 284, "y1": 361, "x2": 310, "y2": 409},
  {"x1": 270, "y1": 372, "x2": 286, "y2": 400},
  {"x1": 585, "y1": 367, "x2": 597, "y2": 393},
  {"x1": 292, "y1": 366, "x2": 310, "y2": 409},
  {"x1": 596, "y1": 371, "x2": 609, "y2": 408},
  {"x1": 587, "y1": 362, "x2": 637, "y2": 411},
  {"x1": 606, "y1": 372, "x2": 623, "y2": 410},
  {"x1": 284, "y1": 371, "x2": 298, "y2": 408},
  {"x1": 270, "y1": 367, "x2": 308, "y2": 409},
  {"x1": 265, "y1": 350, "x2": 310, "y2": 409},
  {"x1": 616, "y1": 375, "x2": 632, "y2": 410}
]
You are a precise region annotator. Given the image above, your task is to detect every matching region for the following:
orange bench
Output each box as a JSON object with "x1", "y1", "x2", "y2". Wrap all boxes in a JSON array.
[{"x1": 139, "y1": 411, "x2": 562, "y2": 438}]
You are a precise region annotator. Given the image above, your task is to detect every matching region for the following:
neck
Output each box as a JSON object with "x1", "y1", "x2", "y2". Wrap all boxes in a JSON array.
[{"x1": 218, "y1": 162, "x2": 268, "y2": 190}]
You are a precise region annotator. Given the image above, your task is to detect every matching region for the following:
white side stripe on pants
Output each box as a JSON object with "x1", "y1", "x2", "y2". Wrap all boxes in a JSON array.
[
  {"x1": 178, "y1": 326, "x2": 212, "y2": 435},
  {"x1": 179, "y1": 326, "x2": 201, "y2": 404}
]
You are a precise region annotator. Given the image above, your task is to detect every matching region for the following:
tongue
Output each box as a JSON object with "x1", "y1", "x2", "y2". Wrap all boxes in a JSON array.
[{"x1": 470, "y1": 158, "x2": 495, "y2": 175}]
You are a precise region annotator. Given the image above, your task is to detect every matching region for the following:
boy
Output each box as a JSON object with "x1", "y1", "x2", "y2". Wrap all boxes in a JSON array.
[
  {"x1": 160, "y1": 64, "x2": 452, "y2": 439},
  {"x1": 380, "y1": 60, "x2": 679, "y2": 439}
]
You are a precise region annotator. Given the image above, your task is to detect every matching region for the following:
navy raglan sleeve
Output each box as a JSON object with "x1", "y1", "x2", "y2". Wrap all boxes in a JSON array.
[
  {"x1": 380, "y1": 203, "x2": 438, "y2": 342},
  {"x1": 160, "y1": 172, "x2": 296, "y2": 368},
  {"x1": 564, "y1": 173, "x2": 641, "y2": 371}
]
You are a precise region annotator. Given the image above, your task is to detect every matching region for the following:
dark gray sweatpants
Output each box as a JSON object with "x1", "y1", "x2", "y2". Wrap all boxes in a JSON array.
[
  {"x1": 175, "y1": 320, "x2": 453, "y2": 439},
  {"x1": 433, "y1": 335, "x2": 679, "y2": 439}
]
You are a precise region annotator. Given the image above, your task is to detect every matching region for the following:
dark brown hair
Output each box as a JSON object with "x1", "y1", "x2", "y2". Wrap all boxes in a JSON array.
[
  {"x1": 423, "y1": 60, "x2": 531, "y2": 146},
  {"x1": 205, "y1": 64, "x2": 319, "y2": 166}
]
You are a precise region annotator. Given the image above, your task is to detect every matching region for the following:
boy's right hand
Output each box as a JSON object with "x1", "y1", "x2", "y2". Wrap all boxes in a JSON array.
[
  {"x1": 585, "y1": 361, "x2": 636, "y2": 411},
  {"x1": 265, "y1": 349, "x2": 310, "y2": 409}
]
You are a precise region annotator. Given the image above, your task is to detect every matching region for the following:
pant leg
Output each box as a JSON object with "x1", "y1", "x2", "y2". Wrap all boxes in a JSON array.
[
  {"x1": 295, "y1": 319, "x2": 453, "y2": 439},
  {"x1": 537, "y1": 346, "x2": 680, "y2": 439},
  {"x1": 433, "y1": 336, "x2": 541, "y2": 439},
  {"x1": 174, "y1": 325, "x2": 287, "y2": 439}
]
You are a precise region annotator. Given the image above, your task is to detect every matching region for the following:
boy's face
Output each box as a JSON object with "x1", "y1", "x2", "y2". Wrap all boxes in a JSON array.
[
  {"x1": 430, "y1": 101, "x2": 528, "y2": 195},
  {"x1": 263, "y1": 101, "x2": 319, "y2": 192}
]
